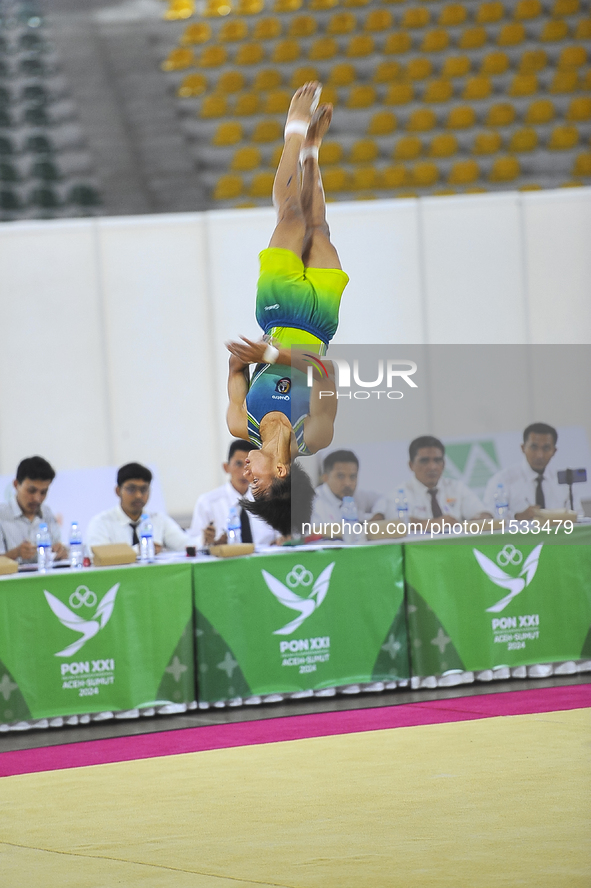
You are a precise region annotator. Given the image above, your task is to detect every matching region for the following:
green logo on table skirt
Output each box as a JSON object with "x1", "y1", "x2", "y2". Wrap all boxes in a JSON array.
[
  {"x1": 43, "y1": 583, "x2": 119, "y2": 657},
  {"x1": 473, "y1": 544, "x2": 542, "y2": 613},
  {"x1": 262, "y1": 562, "x2": 335, "y2": 635}
]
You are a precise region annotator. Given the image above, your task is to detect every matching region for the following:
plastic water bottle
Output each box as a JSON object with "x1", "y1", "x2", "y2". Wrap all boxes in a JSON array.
[
  {"x1": 494, "y1": 483, "x2": 508, "y2": 519},
  {"x1": 342, "y1": 496, "x2": 362, "y2": 544},
  {"x1": 227, "y1": 505, "x2": 242, "y2": 545},
  {"x1": 139, "y1": 514, "x2": 155, "y2": 562},
  {"x1": 36, "y1": 522, "x2": 52, "y2": 571},
  {"x1": 69, "y1": 521, "x2": 83, "y2": 569},
  {"x1": 394, "y1": 487, "x2": 408, "y2": 521}
]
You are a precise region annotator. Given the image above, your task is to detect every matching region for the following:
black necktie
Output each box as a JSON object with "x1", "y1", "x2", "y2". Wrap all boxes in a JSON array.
[
  {"x1": 240, "y1": 507, "x2": 253, "y2": 544},
  {"x1": 130, "y1": 522, "x2": 140, "y2": 546},
  {"x1": 427, "y1": 488, "x2": 443, "y2": 518},
  {"x1": 535, "y1": 474, "x2": 545, "y2": 509}
]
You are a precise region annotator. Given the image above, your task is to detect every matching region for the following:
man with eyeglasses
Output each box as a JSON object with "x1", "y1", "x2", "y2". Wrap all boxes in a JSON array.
[{"x1": 87, "y1": 463, "x2": 188, "y2": 552}]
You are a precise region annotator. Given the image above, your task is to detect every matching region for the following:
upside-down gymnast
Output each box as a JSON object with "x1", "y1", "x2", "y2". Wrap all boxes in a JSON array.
[{"x1": 226, "y1": 82, "x2": 349, "y2": 537}]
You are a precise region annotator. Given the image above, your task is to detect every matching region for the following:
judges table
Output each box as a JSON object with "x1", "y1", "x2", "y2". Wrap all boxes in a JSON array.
[{"x1": 0, "y1": 525, "x2": 589, "y2": 726}]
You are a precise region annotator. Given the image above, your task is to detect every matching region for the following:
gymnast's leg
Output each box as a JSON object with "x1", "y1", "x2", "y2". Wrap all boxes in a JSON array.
[{"x1": 299, "y1": 104, "x2": 342, "y2": 271}]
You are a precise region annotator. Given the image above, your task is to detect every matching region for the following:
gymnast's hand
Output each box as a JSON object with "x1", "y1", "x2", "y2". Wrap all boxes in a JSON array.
[{"x1": 226, "y1": 337, "x2": 268, "y2": 365}]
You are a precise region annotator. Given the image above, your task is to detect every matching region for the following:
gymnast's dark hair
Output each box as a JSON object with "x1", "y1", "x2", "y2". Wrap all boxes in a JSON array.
[{"x1": 241, "y1": 461, "x2": 316, "y2": 537}]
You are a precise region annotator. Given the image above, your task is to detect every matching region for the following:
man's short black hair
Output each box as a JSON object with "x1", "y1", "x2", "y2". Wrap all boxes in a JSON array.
[
  {"x1": 323, "y1": 450, "x2": 359, "y2": 473},
  {"x1": 242, "y1": 461, "x2": 315, "y2": 537},
  {"x1": 228, "y1": 439, "x2": 252, "y2": 461},
  {"x1": 16, "y1": 456, "x2": 56, "y2": 484},
  {"x1": 117, "y1": 463, "x2": 152, "y2": 487},
  {"x1": 409, "y1": 436, "x2": 445, "y2": 462},
  {"x1": 523, "y1": 423, "x2": 558, "y2": 446}
]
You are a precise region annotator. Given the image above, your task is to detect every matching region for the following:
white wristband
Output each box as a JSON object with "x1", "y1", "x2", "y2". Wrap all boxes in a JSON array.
[{"x1": 263, "y1": 344, "x2": 280, "y2": 364}]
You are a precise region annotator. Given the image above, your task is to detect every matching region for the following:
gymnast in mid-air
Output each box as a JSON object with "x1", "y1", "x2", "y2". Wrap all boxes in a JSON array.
[{"x1": 225, "y1": 82, "x2": 349, "y2": 536}]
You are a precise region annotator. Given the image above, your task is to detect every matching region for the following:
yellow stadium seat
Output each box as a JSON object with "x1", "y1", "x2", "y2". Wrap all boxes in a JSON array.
[
  {"x1": 252, "y1": 119, "x2": 282, "y2": 142},
  {"x1": 253, "y1": 69, "x2": 282, "y2": 90},
  {"x1": 249, "y1": 172, "x2": 274, "y2": 198},
  {"x1": 472, "y1": 131, "x2": 502, "y2": 154},
  {"x1": 343, "y1": 0, "x2": 371, "y2": 8},
  {"x1": 309, "y1": 0, "x2": 338, "y2": 8},
  {"x1": 177, "y1": 73, "x2": 208, "y2": 97},
  {"x1": 476, "y1": 1, "x2": 504, "y2": 23},
  {"x1": 161, "y1": 48, "x2": 195, "y2": 71},
  {"x1": 274, "y1": 0, "x2": 301, "y2": 9},
  {"x1": 329, "y1": 63, "x2": 357, "y2": 86},
  {"x1": 235, "y1": 43, "x2": 265, "y2": 65},
  {"x1": 217, "y1": 71, "x2": 246, "y2": 93},
  {"x1": 513, "y1": 0, "x2": 541, "y2": 19},
  {"x1": 411, "y1": 161, "x2": 439, "y2": 186},
  {"x1": 253, "y1": 17, "x2": 282, "y2": 40},
  {"x1": 442, "y1": 55, "x2": 471, "y2": 78},
  {"x1": 384, "y1": 32, "x2": 413, "y2": 54},
  {"x1": 566, "y1": 97, "x2": 591, "y2": 122},
  {"x1": 273, "y1": 40, "x2": 301, "y2": 63},
  {"x1": 489, "y1": 156, "x2": 520, "y2": 181},
  {"x1": 381, "y1": 165, "x2": 409, "y2": 188},
  {"x1": 428, "y1": 133, "x2": 458, "y2": 157},
  {"x1": 552, "y1": 0, "x2": 578, "y2": 14},
  {"x1": 197, "y1": 46, "x2": 228, "y2": 67},
  {"x1": 394, "y1": 136, "x2": 422, "y2": 160},
  {"x1": 550, "y1": 70, "x2": 578, "y2": 92},
  {"x1": 234, "y1": 92, "x2": 261, "y2": 115},
  {"x1": 319, "y1": 141, "x2": 344, "y2": 164},
  {"x1": 231, "y1": 146, "x2": 262, "y2": 170},
  {"x1": 458, "y1": 27, "x2": 487, "y2": 49},
  {"x1": 350, "y1": 139, "x2": 379, "y2": 163},
  {"x1": 180, "y1": 23, "x2": 212, "y2": 44},
  {"x1": 367, "y1": 110, "x2": 397, "y2": 135},
  {"x1": 525, "y1": 98, "x2": 555, "y2": 123},
  {"x1": 347, "y1": 35, "x2": 375, "y2": 57},
  {"x1": 323, "y1": 167, "x2": 349, "y2": 192},
  {"x1": 579, "y1": 69, "x2": 591, "y2": 90},
  {"x1": 364, "y1": 9, "x2": 393, "y2": 31},
  {"x1": 264, "y1": 89, "x2": 291, "y2": 113},
  {"x1": 214, "y1": 174, "x2": 243, "y2": 200},
  {"x1": 463, "y1": 76, "x2": 492, "y2": 101},
  {"x1": 446, "y1": 105, "x2": 476, "y2": 128},
  {"x1": 213, "y1": 121, "x2": 243, "y2": 145},
  {"x1": 407, "y1": 108, "x2": 437, "y2": 131},
  {"x1": 164, "y1": 0, "x2": 195, "y2": 20},
  {"x1": 508, "y1": 128, "x2": 538, "y2": 151},
  {"x1": 374, "y1": 61, "x2": 402, "y2": 83},
  {"x1": 548, "y1": 125, "x2": 579, "y2": 150},
  {"x1": 509, "y1": 73, "x2": 538, "y2": 96},
  {"x1": 421, "y1": 29, "x2": 450, "y2": 53},
  {"x1": 480, "y1": 51, "x2": 510, "y2": 75},
  {"x1": 485, "y1": 102, "x2": 516, "y2": 126},
  {"x1": 200, "y1": 94, "x2": 228, "y2": 117},
  {"x1": 350, "y1": 166, "x2": 379, "y2": 190},
  {"x1": 518, "y1": 49, "x2": 547, "y2": 72},
  {"x1": 288, "y1": 15, "x2": 317, "y2": 37},
  {"x1": 203, "y1": 0, "x2": 231, "y2": 15},
  {"x1": 309, "y1": 37, "x2": 339, "y2": 61},
  {"x1": 540, "y1": 20, "x2": 568, "y2": 41},
  {"x1": 573, "y1": 153, "x2": 591, "y2": 176},
  {"x1": 558, "y1": 46, "x2": 586, "y2": 69},
  {"x1": 448, "y1": 160, "x2": 480, "y2": 184},
  {"x1": 219, "y1": 19, "x2": 249, "y2": 41},
  {"x1": 235, "y1": 0, "x2": 264, "y2": 12},
  {"x1": 402, "y1": 7, "x2": 430, "y2": 28},
  {"x1": 328, "y1": 11, "x2": 357, "y2": 33},
  {"x1": 290, "y1": 66, "x2": 320, "y2": 88},
  {"x1": 574, "y1": 19, "x2": 591, "y2": 39},
  {"x1": 347, "y1": 85, "x2": 377, "y2": 108},
  {"x1": 439, "y1": 3, "x2": 467, "y2": 26},
  {"x1": 385, "y1": 83, "x2": 415, "y2": 104},
  {"x1": 423, "y1": 79, "x2": 454, "y2": 103},
  {"x1": 406, "y1": 58, "x2": 432, "y2": 80},
  {"x1": 497, "y1": 23, "x2": 525, "y2": 45}
]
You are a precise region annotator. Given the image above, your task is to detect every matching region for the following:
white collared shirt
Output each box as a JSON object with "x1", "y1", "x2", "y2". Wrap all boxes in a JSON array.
[
  {"x1": 379, "y1": 475, "x2": 488, "y2": 521},
  {"x1": 0, "y1": 494, "x2": 62, "y2": 562},
  {"x1": 86, "y1": 504, "x2": 188, "y2": 551},
  {"x1": 483, "y1": 457, "x2": 584, "y2": 518},
  {"x1": 189, "y1": 481, "x2": 278, "y2": 548},
  {"x1": 310, "y1": 483, "x2": 383, "y2": 526}
]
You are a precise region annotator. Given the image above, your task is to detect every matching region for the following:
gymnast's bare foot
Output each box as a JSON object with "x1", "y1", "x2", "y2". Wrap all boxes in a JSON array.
[
  {"x1": 304, "y1": 103, "x2": 333, "y2": 148},
  {"x1": 285, "y1": 81, "x2": 322, "y2": 135}
]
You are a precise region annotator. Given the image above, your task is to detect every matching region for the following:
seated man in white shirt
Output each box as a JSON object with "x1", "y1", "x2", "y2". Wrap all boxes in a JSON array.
[
  {"x1": 381, "y1": 436, "x2": 491, "y2": 528},
  {"x1": 189, "y1": 440, "x2": 278, "y2": 548},
  {"x1": 483, "y1": 422, "x2": 584, "y2": 520},
  {"x1": 87, "y1": 463, "x2": 188, "y2": 552},
  {"x1": 311, "y1": 449, "x2": 384, "y2": 528},
  {"x1": 0, "y1": 455, "x2": 68, "y2": 563}
]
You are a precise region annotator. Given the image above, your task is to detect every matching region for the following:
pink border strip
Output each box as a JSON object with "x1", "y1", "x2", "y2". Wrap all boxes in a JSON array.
[{"x1": 1, "y1": 684, "x2": 589, "y2": 778}]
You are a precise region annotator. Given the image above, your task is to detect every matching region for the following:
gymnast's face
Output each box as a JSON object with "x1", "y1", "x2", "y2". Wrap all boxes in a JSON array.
[{"x1": 243, "y1": 450, "x2": 278, "y2": 498}]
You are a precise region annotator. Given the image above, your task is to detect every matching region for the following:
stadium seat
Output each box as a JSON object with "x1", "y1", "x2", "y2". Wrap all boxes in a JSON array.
[
  {"x1": 572, "y1": 153, "x2": 591, "y2": 176},
  {"x1": 458, "y1": 27, "x2": 487, "y2": 49},
  {"x1": 428, "y1": 133, "x2": 458, "y2": 157},
  {"x1": 347, "y1": 85, "x2": 377, "y2": 108},
  {"x1": 539, "y1": 20, "x2": 568, "y2": 41},
  {"x1": 0, "y1": 136, "x2": 14, "y2": 156},
  {"x1": 0, "y1": 189, "x2": 21, "y2": 211},
  {"x1": 274, "y1": 0, "x2": 302, "y2": 9},
  {"x1": 214, "y1": 174, "x2": 243, "y2": 200},
  {"x1": 411, "y1": 161, "x2": 439, "y2": 186},
  {"x1": 472, "y1": 131, "x2": 502, "y2": 154},
  {"x1": 272, "y1": 40, "x2": 301, "y2": 63},
  {"x1": 23, "y1": 106, "x2": 50, "y2": 127},
  {"x1": 406, "y1": 58, "x2": 432, "y2": 80},
  {"x1": 574, "y1": 19, "x2": 591, "y2": 39},
  {"x1": 288, "y1": 15, "x2": 317, "y2": 37},
  {"x1": 197, "y1": 46, "x2": 228, "y2": 67},
  {"x1": 329, "y1": 63, "x2": 356, "y2": 86},
  {"x1": 253, "y1": 17, "x2": 282, "y2": 40},
  {"x1": 0, "y1": 162, "x2": 19, "y2": 182},
  {"x1": 508, "y1": 127, "x2": 538, "y2": 151},
  {"x1": 309, "y1": 0, "x2": 338, "y2": 8},
  {"x1": 580, "y1": 69, "x2": 591, "y2": 90},
  {"x1": 373, "y1": 61, "x2": 402, "y2": 83},
  {"x1": 347, "y1": 35, "x2": 375, "y2": 57},
  {"x1": 25, "y1": 135, "x2": 54, "y2": 155},
  {"x1": 448, "y1": 159, "x2": 480, "y2": 184},
  {"x1": 234, "y1": 92, "x2": 260, "y2": 115},
  {"x1": 497, "y1": 23, "x2": 525, "y2": 45},
  {"x1": 217, "y1": 71, "x2": 246, "y2": 93},
  {"x1": 203, "y1": 0, "x2": 231, "y2": 14},
  {"x1": 19, "y1": 31, "x2": 44, "y2": 50},
  {"x1": 462, "y1": 76, "x2": 492, "y2": 100},
  {"x1": 518, "y1": 49, "x2": 547, "y2": 73},
  {"x1": 343, "y1": 0, "x2": 371, "y2": 8},
  {"x1": 423, "y1": 79, "x2": 454, "y2": 103},
  {"x1": 551, "y1": 0, "x2": 578, "y2": 13},
  {"x1": 548, "y1": 125, "x2": 579, "y2": 149},
  {"x1": 161, "y1": 47, "x2": 195, "y2": 71},
  {"x1": 476, "y1": 2, "x2": 505, "y2": 23},
  {"x1": 319, "y1": 141, "x2": 344, "y2": 164},
  {"x1": 349, "y1": 138, "x2": 379, "y2": 163},
  {"x1": 328, "y1": 12, "x2": 357, "y2": 34},
  {"x1": 0, "y1": 108, "x2": 12, "y2": 129},
  {"x1": 566, "y1": 97, "x2": 591, "y2": 122},
  {"x1": 201, "y1": 94, "x2": 228, "y2": 117},
  {"x1": 420, "y1": 29, "x2": 450, "y2": 53},
  {"x1": 249, "y1": 172, "x2": 274, "y2": 197},
  {"x1": 290, "y1": 66, "x2": 320, "y2": 87},
  {"x1": 367, "y1": 110, "x2": 397, "y2": 135},
  {"x1": 235, "y1": 0, "x2": 264, "y2": 13},
  {"x1": 68, "y1": 186, "x2": 100, "y2": 211},
  {"x1": 381, "y1": 165, "x2": 409, "y2": 188},
  {"x1": 180, "y1": 22, "x2": 212, "y2": 44},
  {"x1": 446, "y1": 105, "x2": 476, "y2": 128},
  {"x1": 178, "y1": 73, "x2": 208, "y2": 97},
  {"x1": 30, "y1": 186, "x2": 61, "y2": 211},
  {"x1": 441, "y1": 55, "x2": 471, "y2": 78},
  {"x1": 439, "y1": 4, "x2": 467, "y2": 26},
  {"x1": 322, "y1": 167, "x2": 349, "y2": 192},
  {"x1": 402, "y1": 7, "x2": 430, "y2": 28},
  {"x1": 350, "y1": 166, "x2": 379, "y2": 190},
  {"x1": 219, "y1": 20, "x2": 249, "y2": 42},
  {"x1": 252, "y1": 119, "x2": 282, "y2": 142},
  {"x1": 513, "y1": 0, "x2": 541, "y2": 19},
  {"x1": 385, "y1": 83, "x2": 415, "y2": 104},
  {"x1": 525, "y1": 99, "x2": 555, "y2": 123},
  {"x1": 264, "y1": 89, "x2": 291, "y2": 113},
  {"x1": 489, "y1": 155, "x2": 520, "y2": 181},
  {"x1": 253, "y1": 69, "x2": 282, "y2": 90},
  {"x1": 549, "y1": 70, "x2": 578, "y2": 92},
  {"x1": 235, "y1": 43, "x2": 265, "y2": 65},
  {"x1": 164, "y1": 0, "x2": 195, "y2": 21},
  {"x1": 213, "y1": 121, "x2": 243, "y2": 145},
  {"x1": 309, "y1": 37, "x2": 338, "y2": 61},
  {"x1": 407, "y1": 108, "x2": 437, "y2": 131},
  {"x1": 30, "y1": 159, "x2": 59, "y2": 181},
  {"x1": 384, "y1": 33, "x2": 413, "y2": 54},
  {"x1": 394, "y1": 136, "x2": 422, "y2": 160},
  {"x1": 558, "y1": 46, "x2": 586, "y2": 69},
  {"x1": 364, "y1": 10, "x2": 393, "y2": 31},
  {"x1": 481, "y1": 51, "x2": 510, "y2": 75},
  {"x1": 508, "y1": 73, "x2": 538, "y2": 96},
  {"x1": 485, "y1": 102, "x2": 516, "y2": 126}
]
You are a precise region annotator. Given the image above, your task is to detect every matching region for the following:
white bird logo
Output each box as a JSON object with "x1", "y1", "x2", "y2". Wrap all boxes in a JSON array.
[
  {"x1": 473, "y1": 545, "x2": 543, "y2": 613},
  {"x1": 44, "y1": 584, "x2": 120, "y2": 657},
  {"x1": 262, "y1": 563, "x2": 335, "y2": 635}
]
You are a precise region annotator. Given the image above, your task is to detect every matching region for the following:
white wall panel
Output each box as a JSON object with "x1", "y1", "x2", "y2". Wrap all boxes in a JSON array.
[
  {"x1": 420, "y1": 193, "x2": 528, "y2": 344},
  {"x1": 0, "y1": 219, "x2": 110, "y2": 475}
]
